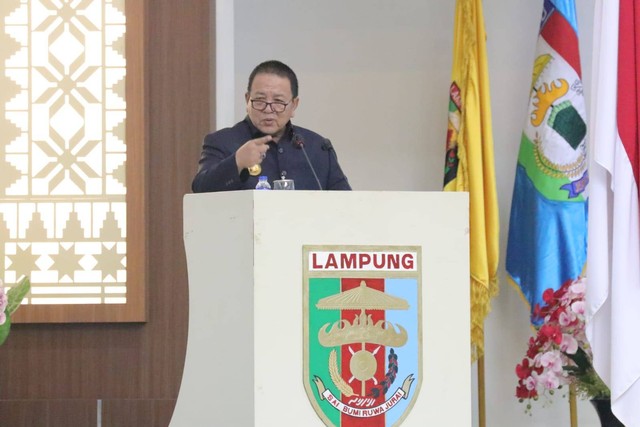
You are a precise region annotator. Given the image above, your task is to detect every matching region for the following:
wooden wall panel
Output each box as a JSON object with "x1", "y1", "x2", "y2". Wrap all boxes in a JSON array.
[
  {"x1": 102, "y1": 400, "x2": 176, "y2": 427},
  {"x1": 144, "y1": 0, "x2": 211, "y2": 399},
  {"x1": 0, "y1": 0, "x2": 212, "y2": 425},
  {"x1": 0, "y1": 400, "x2": 96, "y2": 427}
]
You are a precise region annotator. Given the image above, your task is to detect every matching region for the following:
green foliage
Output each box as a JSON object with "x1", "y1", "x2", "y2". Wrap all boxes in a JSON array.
[
  {"x1": 566, "y1": 347, "x2": 611, "y2": 399},
  {"x1": 574, "y1": 367, "x2": 611, "y2": 400},
  {"x1": 6, "y1": 276, "x2": 30, "y2": 315},
  {"x1": 0, "y1": 276, "x2": 30, "y2": 346},
  {"x1": 0, "y1": 314, "x2": 11, "y2": 346}
]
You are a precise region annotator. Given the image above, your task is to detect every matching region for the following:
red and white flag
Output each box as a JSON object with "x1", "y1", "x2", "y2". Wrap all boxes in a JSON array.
[{"x1": 587, "y1": 0, "x2": 640, "y2": 425}]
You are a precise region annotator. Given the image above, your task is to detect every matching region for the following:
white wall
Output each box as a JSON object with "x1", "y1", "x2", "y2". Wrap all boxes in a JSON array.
[{"x1": 220, "y1": 1, "x2": 598, "y2": 425}]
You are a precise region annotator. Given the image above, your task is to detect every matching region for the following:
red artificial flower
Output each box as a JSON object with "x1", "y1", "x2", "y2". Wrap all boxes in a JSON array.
[
  {"x1": 555, "y1": 305, "x2": 567, "y2": 320},
  {"x1": 554, "y1": 279, "x2": 572, "y2": 299},
  {"x1": 533, "y1": 303, "x2": 542, "y2": 319},
  {"x1": 540, "y1": 324, "x2": 563, "y2": 345},
  {"x1": 516, "y1": 358, "x2": 532, "y2": 379},
  {"x1": 542, "y1": 288, "x2": 555, "y2": 304},
  {"x1": 516, "y1": 382, "x2": 538, "y2": 399},
  {"x1": 527, "y1": 338, "x2": 540, "y2": 358},
  {"x1": 515, "y1": 278, "x2": 598, "y2": 412}
]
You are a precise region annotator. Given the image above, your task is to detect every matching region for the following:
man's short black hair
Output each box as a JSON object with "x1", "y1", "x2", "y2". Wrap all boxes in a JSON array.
[{"x1": 247, "y1": 60, "x2": 299, "y2": 98}]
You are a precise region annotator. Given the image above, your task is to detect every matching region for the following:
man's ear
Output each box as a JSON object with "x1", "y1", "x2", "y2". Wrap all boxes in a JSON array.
[{"x1": 290, "y1": 97, "x2": 300, "y2": 117}]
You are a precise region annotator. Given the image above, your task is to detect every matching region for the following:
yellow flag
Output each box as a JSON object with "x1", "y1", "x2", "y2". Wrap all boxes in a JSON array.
[{"x1": 442, "y1": 0, "x2": 499, "y2": 361}]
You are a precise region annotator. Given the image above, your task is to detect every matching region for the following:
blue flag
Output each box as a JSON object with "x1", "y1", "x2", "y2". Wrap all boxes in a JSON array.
[{"x1": 506, "y1": 0, "x2": 588, "y2": 324}]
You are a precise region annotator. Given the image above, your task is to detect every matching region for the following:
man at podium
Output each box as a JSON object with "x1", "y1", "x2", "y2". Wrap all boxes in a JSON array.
[{"x1": 192, "y1": 60, "x2": 352, "y2": 192}]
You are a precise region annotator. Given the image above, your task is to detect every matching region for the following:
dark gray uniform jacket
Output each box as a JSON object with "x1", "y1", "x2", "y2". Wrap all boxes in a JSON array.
[{"x1": 192, "y1": 117, "x2": 351, "y2": 192}]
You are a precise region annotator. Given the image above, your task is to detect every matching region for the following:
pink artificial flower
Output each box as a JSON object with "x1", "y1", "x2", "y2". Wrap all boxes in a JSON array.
[
  {"x1": 571, "y1": 300, "x2": 585, "y2": 316},
  {"x1": 560, "y1": 334, "x2": 579, "y2": 354},
  {"x1": 537, "y1": 371, "x2": 561, "y2": 390},
  {"x1": 515, "y1": 278, "x2": 595, "y2": 409},
  {"x1": 524, "y1": 375, "x2": 537, "y2": 391},
  {"x1": 539, "y1": 350, "x2": 563, "y2": 373},
  {"x1": 559, "y1": 309, "x2": 576, "y2": 326},
  {"x1": 0, "y1": 292, "x2": 7, "y2": 312},
  {"x1": 569, "y1": 278, "x2": 586, "y2": 295},
  {"x1": 0, "y1": 279, "x2": 7, "y2": 326}
]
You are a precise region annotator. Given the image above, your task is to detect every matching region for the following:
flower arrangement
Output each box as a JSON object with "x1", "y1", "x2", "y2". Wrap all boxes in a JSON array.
[
  {"x1": 515, "y1": 277, "x2": 609, "y2": 412},
  {"x1": 0, "y1": 276, "x2": 31, "y2": 346}
]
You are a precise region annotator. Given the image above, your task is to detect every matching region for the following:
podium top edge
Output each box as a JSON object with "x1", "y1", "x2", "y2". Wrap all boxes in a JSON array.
[{"x1": 184, "y1": 190, "x2": 469, "y2": 198}]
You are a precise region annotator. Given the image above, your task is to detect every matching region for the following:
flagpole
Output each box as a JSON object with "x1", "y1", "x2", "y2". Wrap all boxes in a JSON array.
[
  {"x1": 478, "y1": 354, "x2": 486, "y2": 427},
  {"x1": 569, "y1": 385, "x2": 577, "y2": 427}
]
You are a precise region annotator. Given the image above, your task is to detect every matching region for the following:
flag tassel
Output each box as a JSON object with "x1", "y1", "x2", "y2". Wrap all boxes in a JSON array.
[{"x1": 470, "y1": 275, "x2": 497, "y2": 360}]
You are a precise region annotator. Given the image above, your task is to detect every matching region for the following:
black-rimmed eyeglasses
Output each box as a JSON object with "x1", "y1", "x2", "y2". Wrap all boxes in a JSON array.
[{"x1": 250, "y1": 99, "x2": 290, "y2": 113}]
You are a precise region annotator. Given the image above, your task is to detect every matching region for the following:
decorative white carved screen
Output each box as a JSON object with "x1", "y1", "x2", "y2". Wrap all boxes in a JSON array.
[{"x1": 1, "y1": 0, "x2": 128, "y2": 306}]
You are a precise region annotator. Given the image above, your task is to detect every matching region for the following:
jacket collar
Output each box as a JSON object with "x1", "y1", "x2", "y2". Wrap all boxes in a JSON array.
[{"x1": 243, "y1": 116, "x2": 294, "y2": 141}]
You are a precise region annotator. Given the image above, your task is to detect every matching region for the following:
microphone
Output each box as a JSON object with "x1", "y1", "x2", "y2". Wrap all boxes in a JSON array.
[
  {"x1": 321, "y1": 139, "x2": 333, "y2": 151},
  {"x1": 322, "y1": 138, "x2": 342, "y2": 171},
  {"x1": 293, "y1": 133, "x2": 323, "y2": 190},
  {"x1": 322, "y1": 138, "x2": 349, "y2": 189}
]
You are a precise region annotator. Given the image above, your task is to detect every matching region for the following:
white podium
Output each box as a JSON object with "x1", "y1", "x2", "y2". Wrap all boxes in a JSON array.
[{"x1": 171, "y1": 191, "x2": 470, "y2": 426}]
